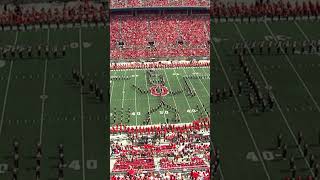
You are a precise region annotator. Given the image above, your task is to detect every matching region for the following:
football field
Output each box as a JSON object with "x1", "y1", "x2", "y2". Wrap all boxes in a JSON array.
[
  {"x1": 0, "y1": 25, "x2": 107, "y2": 179},
  {"x1": 212, "y1": 19, "x2": 320, "y2": 179},
  {"x1": 110, "y1": 67, "x2": 210, "y2": 126}
]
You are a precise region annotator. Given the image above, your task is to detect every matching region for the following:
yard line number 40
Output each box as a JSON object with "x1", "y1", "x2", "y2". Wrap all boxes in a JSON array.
[
  {"x1": 68, "y1": 160, "x2": 98, "y2": 170},
  {"x1": 0, "y1": 160, "x2": 98, "y2": 173},
  {"x1": 246, "y1": 151, "x2": 276, "y2": 162}
]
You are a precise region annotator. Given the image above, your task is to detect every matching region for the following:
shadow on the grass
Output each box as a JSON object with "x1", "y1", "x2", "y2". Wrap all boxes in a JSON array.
[
  {"x1": 279, "y1": 169, "x2": 291, "y2": 173},
  {"x1": 2, "y1": 155, "x2": 11, "y2": 160},
  {"x1": 270, "y1": 157, "x2": 284, "y2": 162},
  {"x1": 309, "y1": 144, "x2": 320, "y2": 148},
  {"x1": 279, "y1": 167, "x2": 309, "y2": 173},
  {"x1": 298, "y1": 167, "x2": 311, "y2": 172},
  {"x1": 265, "y1": 147, "x2": 278, "y2": 151},
  {"x1": 86, "y1": 98, "x2": 104, "y2": 104},
  {"x1": 24, "y1": 155, "x2": 36, "y2": 159},
  {"x1": 48, "y1": 156, "x2": 58, "y2": 160},
  {"x1": 288, "y1": 145, "x2": 298, "y2": 149},
  {"x1": 295, "y1": 156, "x2": 307, "y2": 160}
]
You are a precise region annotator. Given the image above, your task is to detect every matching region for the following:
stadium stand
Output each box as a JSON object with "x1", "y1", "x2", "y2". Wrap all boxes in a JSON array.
[
  {"x1": 110, "y1": 14, "x2": 209, "y2": 60},
  {"x1": 111, "y1": 169, "x2": 210, "y2": 180},
  {"x1": 110, "y1": 2, "x2": 211, "y2": 179},
  {"x1": 210, "y1": 0, "x2": 320, "y2": 20},
  {"x1": 0, "y1": 0, "x2": 106, "y2": 26},
  {"x1": 110, "y1": 118, "x2": 211, "y2": 179},
  {"x1": 110, "y1": 0, "x2": 210, "y2": 9}
]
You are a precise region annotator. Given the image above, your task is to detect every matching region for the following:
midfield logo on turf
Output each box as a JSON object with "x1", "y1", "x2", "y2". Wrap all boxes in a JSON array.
[{"x1": 149, "y1": 84, "x2": 169, "y2": 97}]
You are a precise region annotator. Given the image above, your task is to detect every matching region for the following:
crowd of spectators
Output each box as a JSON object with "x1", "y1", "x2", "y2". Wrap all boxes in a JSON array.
[
  {"x1": 110, "y1": 0, "x2": 210, "y2": 9},
  {"x1": 110, "y1": 117, "x2": 211, "y2": 179},
  {"x1": 110, "y1": 117, "x2": 210, "y2": 134},
  {"x1": 111, "y1": 169, "x2": 210, "y2": 180},
  {"x1": 110, "y1": 14, "x2": 209, "y2": 60},
  {"x1": 110, "y1": 60, "x2": 210, "y2": 70},
  {"x1": 0, "y1": 0, "x2": 106, "y2": 26},
  {"x1": 211, "y1": 0, "x2": 320, "y2": 19}
]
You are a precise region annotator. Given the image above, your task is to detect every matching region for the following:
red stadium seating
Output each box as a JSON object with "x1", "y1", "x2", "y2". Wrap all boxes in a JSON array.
[
  {"x1": 110, "y1": 0, "x2": 210, "y2": 8},
  {"x1": 160, "y1": 156, "x2": 207, "y2": 170},
  {"x1": 110, "y1": 118, "x2": 211, "y2": 175},
  {"x1": 0, "y1": 1, "x2": 106, "y2": 26},
  {"x1": 110, "y1": 14, "x2": 210, "y2": 60},
  {"x1": 112, "y1": 158, "x2": 155, "y2": 172},
  {"x1": 111, "y1": 169, "x2": 210, "y2": 180},
  {"x1": 210, "y1": 0, "x2": 320, "y2": 19}
]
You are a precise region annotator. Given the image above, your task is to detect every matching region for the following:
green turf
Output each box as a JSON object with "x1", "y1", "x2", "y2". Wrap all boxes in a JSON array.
[
  {"x1": 110, "y1": 67, "x2": 210, "y2": 126},
  {"x1": 212, "y1": 20, "x2": 320, "y2": 179},
  {"x1": 0, "y1": 26, "x2": 107, "y2": 180}
]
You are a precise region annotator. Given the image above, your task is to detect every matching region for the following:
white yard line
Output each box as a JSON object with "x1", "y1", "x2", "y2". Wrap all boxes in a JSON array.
[
  {"x1": 162, "y1": 69, "x2": 181, "y2": 120},
  {"x1": 191, "y1": 68, "x2": 210, "y2": 96},
  {"x1": 120, "y1": 71, "x2": 127, "y2": 108},
  {"x1": 264, "y1": 21, "x2": 320, "y2": 113},
  {"x1": 39, "y1": 29, "x2": 50, "y2": 144},
  {"x1": 154, "y1": 72, "x2": 167, "y2": 123},
  {"x1": 294, "y1": 21, "x2": 320, "y2": 56},
  {"x1": 110, "y1": 71, "x2": 118, "y2": 104},
  {"x1": 161, "y1": 104, "x2": 167, "y2": 123},
  {"x1": 181, "y1": 68, "x2": 209, "y2": 116},
  {"x1": 294, "y1": 21, "x2": 311, "y2": 42},
  {"x1": 172, "y1": 69, "x2": 196, "y2": 120},
  {"x1": 134, "y1": 69, "x2": 138, "y2": 126},
  {"x1": 213, "y1": 42, "x2": 272, "y2": 180},
  {"x1": 0, "y1": 31, "x2": 18, "y2": 137},
  {"x1": 79, "y1": 27, "x2": 86, "y2": 180},
  {"x1": 112, "y1": 96, "x2": 209, "y2": 101},
  {"x1": 187, "y1": 68, "x2": 225, "y2": 179},
  {"x1": 236, "y1": 22, "x2": 315, "y2": 176},
  {"x1": 143, "y1": 71, "x2": 153, "y2": 124}
]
